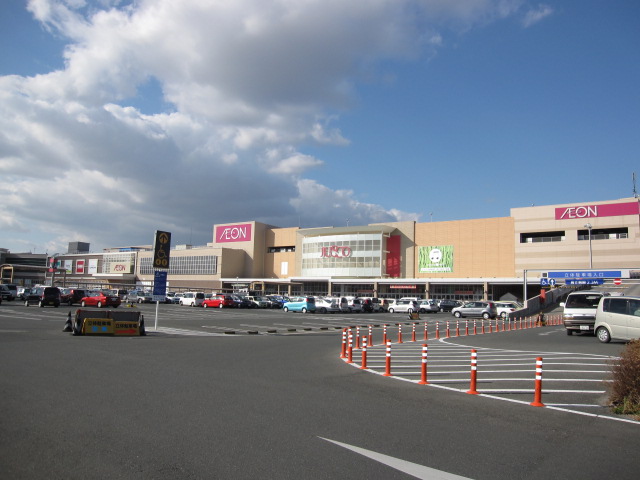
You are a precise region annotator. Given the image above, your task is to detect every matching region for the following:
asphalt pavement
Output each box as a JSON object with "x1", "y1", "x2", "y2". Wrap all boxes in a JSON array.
[{"x1": 1, "y1": 302, "x2": 639, "y2": 479}]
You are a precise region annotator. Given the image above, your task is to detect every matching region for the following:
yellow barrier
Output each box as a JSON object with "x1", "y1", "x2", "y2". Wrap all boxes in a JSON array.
[
  {"x1": 73, "y1": 309, "x2": 145, "y2": 336},
  {"x1": 82, "y1": 318, "x2": 114, "y2": 335}
]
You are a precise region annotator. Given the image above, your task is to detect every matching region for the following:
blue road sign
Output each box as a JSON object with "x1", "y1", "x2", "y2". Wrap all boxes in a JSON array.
[
  {"x1": 153, "y1": 270, "x2": 167, "y2": 300},
  {"x1": 540, "y1": 278, "x2": 556, "y2": 286},
  {"x1": 547, "y1": 271, "x2": 622, "y2": 279},
  {"x1": 566, "y1": 279, "x2": 604, "y2": 285}
]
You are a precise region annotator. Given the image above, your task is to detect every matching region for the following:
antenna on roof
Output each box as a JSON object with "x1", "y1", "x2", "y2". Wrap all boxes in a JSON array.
[{"x1": 633, "y1": 172, "x2": 638, "y2": 198}]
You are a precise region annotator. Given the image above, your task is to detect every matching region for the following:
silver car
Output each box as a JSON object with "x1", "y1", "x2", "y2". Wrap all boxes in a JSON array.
[
  {"x1": 388, "y1": 299, "x2": 419, "y2": 313},
  {"x1": 452, "y1": 301, "x2": 498, "y2": 319},
  {"x1": 418, "y1": 300, "x2": 439, "y2": 313}
]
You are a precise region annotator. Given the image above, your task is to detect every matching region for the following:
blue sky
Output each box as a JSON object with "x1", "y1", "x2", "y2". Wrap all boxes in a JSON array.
[{"x1": 1, "y1": 1, "x2": 639, "y2": 254}]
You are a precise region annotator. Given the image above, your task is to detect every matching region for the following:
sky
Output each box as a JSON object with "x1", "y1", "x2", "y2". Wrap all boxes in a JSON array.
[{"x1": 1, "y1": 0, "x2": 639, "y2": 255}]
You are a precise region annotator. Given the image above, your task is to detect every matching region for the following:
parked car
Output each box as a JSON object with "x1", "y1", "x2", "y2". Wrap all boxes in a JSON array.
[
  {"x1": 16, "y1": 286, "x2": 32, "y2": 300},
  {"x1": 418, "y1": 300, "x2": 439, "y2": 313},
  {"x1": 180, "y1": 292, "x2": 205, "y2": 307},
  {"x1": 344, "y1": 296, "x2": 363, "y2": 313},
  {"x1": 452, "y1": 301, "x2": 497, "y2": 319},
  {"x1": 246, "y1": 295, "x2": 270, "y2": 308},
  {"x1": 127, "y1": 290, "x2": 153, "y2": 304},
  {"x1": 80, "y1": 291, "x2": 121, "y2": 308},
  {"x1": 378, "y1": 299, "x2": 394, "y2": 312},
  {"x1": 5, "y1": 284, "x2": 18, "y2": 300},
  {"x1": 388, "y1": 299, "x2": 419, "y2": 313},
  {"x1": 233, "y1": 295, "x2": 254, "y2": 308},
  {"x1": 165, "y1": 292, "x2": 180, "y2": 304},
  {"x1": 266, "y1": 295, "x2": 288, "y2": 308},
  {"x1": 172, "y1": 293, "x2": 184, "y2": 304},
  {"x1": 594, "y1": 295, "x2": 640, "y2": 343},
  {"x1": 561, "y1": 291, "x2": 610, "y2": 335},
  {"x1": 23, "y1": 286, "x2": 61, "y2": 308},
  {"x1": 0, "y1": 284, "x2": 14, "y2": 301},
  {"x1": 315, "y1": 297, "x2": 340, "y2": 314},
  {"x1": 202, "y1": 294, "x2": 235, "y2": 308},
  {"x1": 494, "y1": 301, "x2": 521, "y2": 319},
  {"x1": 61, "y1": 288, "x2": 87, "y2": 306},
  {"x1": 283, "y1": 296, "x2": 316, "y2": 313},
  {"x1": 437, "y1": 299, "x2": 459, "y2": 312}
]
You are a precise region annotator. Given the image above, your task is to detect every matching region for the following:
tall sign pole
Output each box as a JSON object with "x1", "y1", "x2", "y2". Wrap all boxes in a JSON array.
[{"x1": 152, "y1": 230, "x2": 171, "y2": 330}]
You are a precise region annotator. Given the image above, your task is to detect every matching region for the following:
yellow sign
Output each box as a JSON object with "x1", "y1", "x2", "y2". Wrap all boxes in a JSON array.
[
  {"x1": 153, "y1": 230, "x2": 171, "y2": 269},
  {"x1": 82, "y1": 318, "x2": 114, "y2": 335},
  {"x1": 114, "y1": 321, "x2": 141, "y2": 336}
]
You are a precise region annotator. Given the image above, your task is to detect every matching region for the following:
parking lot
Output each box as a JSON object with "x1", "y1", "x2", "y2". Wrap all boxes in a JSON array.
[
  {"x1": 1, "y1": 298, "x2": 639, "y2": 479},
  {"x1": 0, "y1": 300, "x2": 630, "y2": 422}
]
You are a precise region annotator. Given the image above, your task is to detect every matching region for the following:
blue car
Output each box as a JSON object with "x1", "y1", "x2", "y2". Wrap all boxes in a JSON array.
[{"x1": 282, "y1": 296, "x2": 316, "y2": 313}]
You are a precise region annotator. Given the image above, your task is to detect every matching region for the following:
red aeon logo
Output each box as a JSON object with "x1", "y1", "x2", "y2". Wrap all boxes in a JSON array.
[
  {"x1": 114, "y1": 264, "x2": 126, "y2": 271},
  {"x1": 320, "y1": 246, "x2": 352, "y2": 258}
]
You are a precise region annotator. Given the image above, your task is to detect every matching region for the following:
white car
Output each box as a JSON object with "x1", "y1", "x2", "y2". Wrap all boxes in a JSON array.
[
  {"x1": 180, "y1": 292, "x2": 205, "y2": 307},
  {"x1": 388, "y1": 300, "x2": 419, "y2": 313},
  {"x1": 494, "y1": 301, "x2": 522, "y2": 319},
  {"x1": 418, "y1": 300, "x2": 439, "y2": 313},
  {"x1": 246, "y1": 295, "x2": 270, "y2": 308},
  {"x1": 344, "y1": 296, "x2": 363, "y2": 313},
  {"x1": 315, "y1": 297, "x2": 341, "y2": 313}
]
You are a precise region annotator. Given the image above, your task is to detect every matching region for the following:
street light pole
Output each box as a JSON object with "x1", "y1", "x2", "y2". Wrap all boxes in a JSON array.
[{"x1": 584, "y1": 223, "x2": 593, "y2": 269}]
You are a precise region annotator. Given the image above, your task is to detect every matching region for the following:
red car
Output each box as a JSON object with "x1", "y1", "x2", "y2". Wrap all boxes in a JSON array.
[
  {"x1": 202, "y1": 294, "x2": 235, "y2": 308},
  {"x1": 80, "y1": 291, "x2": 121, "y2": 308}
]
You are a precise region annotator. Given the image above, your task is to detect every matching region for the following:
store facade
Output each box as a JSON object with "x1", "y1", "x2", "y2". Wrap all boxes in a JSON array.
[{"x1": 6, "y1": 197, "x2": 638, "y2": 303}]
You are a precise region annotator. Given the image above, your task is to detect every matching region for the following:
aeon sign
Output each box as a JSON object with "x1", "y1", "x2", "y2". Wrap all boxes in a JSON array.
[
  {"x1": 320, "y1": 245, "x2": 352, "y2": 258},
  {"x1": 216, "y1": 223, "x2": 252, "y2": 243},
  {"x1": 555, "y1": 201, "x2": 639, "y2": 220}
]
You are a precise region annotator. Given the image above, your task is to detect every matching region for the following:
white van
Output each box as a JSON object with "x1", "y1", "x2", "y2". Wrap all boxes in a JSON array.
[
  {"x1": 594, "y1": 296, "x2": 640, "y2": 343},
  {"x1": 560, "y1": 291, "x2": 610, "y2": 335},
  {"x1": 180, "y1": 291, "x2": 205, "y2": 307}
]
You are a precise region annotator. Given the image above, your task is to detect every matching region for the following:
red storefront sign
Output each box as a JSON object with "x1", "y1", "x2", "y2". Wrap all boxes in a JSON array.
[
  {"x1": 555, "y1": 201, "x2": 639, "y2": 220},
  {"x1": 320, "y1": 246, "x2": 352, "y2": 258},
  {"x1": 216, "y1": 223, "x2": 252, "y2": 243},
  {"x1": 75, "y1": 260, "x2": 85, "y2": 274}
]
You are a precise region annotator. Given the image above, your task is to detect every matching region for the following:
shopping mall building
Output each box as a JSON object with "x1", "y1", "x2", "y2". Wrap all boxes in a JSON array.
[{"x1": 2, "y1": 197, "x2": 639, "y2": 303}]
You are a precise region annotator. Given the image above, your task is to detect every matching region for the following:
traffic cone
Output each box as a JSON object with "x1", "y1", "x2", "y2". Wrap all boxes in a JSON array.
[
  {"x1": 63, "y1": 312, "x2": 73, "y2": 332},
  {"x1": 139, "y1": 315, "x2": 146, "y2": 336}
]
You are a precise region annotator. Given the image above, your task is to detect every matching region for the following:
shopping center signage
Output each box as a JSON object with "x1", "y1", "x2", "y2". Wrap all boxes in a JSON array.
[
  {"x1": 419, "y1": 245, "x2": 454, "y2": 273},
  {"x1": 216, "y1": 223, "x2": 252, "y2": 243},
  {"x1": 109, "y1": 262, "x2": 133, "y2": 274},
  {"x1": 555, "y1": 201, "x2": 639, "y2": 220},
  {"x1": 320, "y1": 245, "x2": 352, "y2": 258}
]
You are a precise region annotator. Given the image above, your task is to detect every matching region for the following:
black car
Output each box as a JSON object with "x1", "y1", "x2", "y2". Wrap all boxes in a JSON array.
[
  {"x1": 232, "y1": 295, "x2": 253, "y2": 308},
  {"x1": 61, "y1": 288, "x2": 87, "y2": 306},
  {"x1": 24, "y1": 286, "x2": 61, "y2": 308},
  {"x1": 0, "y1": 285, "x2": 12, "y2": 302},
  {"x1": 438, "y1": 299, "x2": 459, "y2": 312}
]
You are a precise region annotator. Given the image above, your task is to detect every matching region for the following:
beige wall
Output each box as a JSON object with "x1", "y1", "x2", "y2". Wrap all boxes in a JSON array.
[
  {"x1": 414, "y1": 217, "x2": 515, "y2": 278},
  {"x1": 264, "y1": 227, "x2": 297, "y2": 278},
  {"x1": 512, "y1": 197, "x2": 640, "y2": 276},
  {"x1": 210, "y1": 221, "x2": 277, "y2": 277}
]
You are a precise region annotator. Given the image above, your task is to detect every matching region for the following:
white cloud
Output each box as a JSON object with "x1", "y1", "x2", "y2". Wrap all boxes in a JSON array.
[
  {"x1": 0, "y1": 0, "x2": 522, "y2": 253},
  {"x1": 522, "y1": 4, "x2": 554, "y2": 28}
]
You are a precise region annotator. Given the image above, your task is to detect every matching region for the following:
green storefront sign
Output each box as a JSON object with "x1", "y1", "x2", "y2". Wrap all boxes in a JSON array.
[{"x1": 419, "y1": 245, "x2": 454, "y2": 273}]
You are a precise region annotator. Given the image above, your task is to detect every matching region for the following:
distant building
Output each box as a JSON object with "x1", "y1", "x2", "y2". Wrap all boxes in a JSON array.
[{"x1": 67, "y1": 242, "x2": 90, "y2": 254}]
